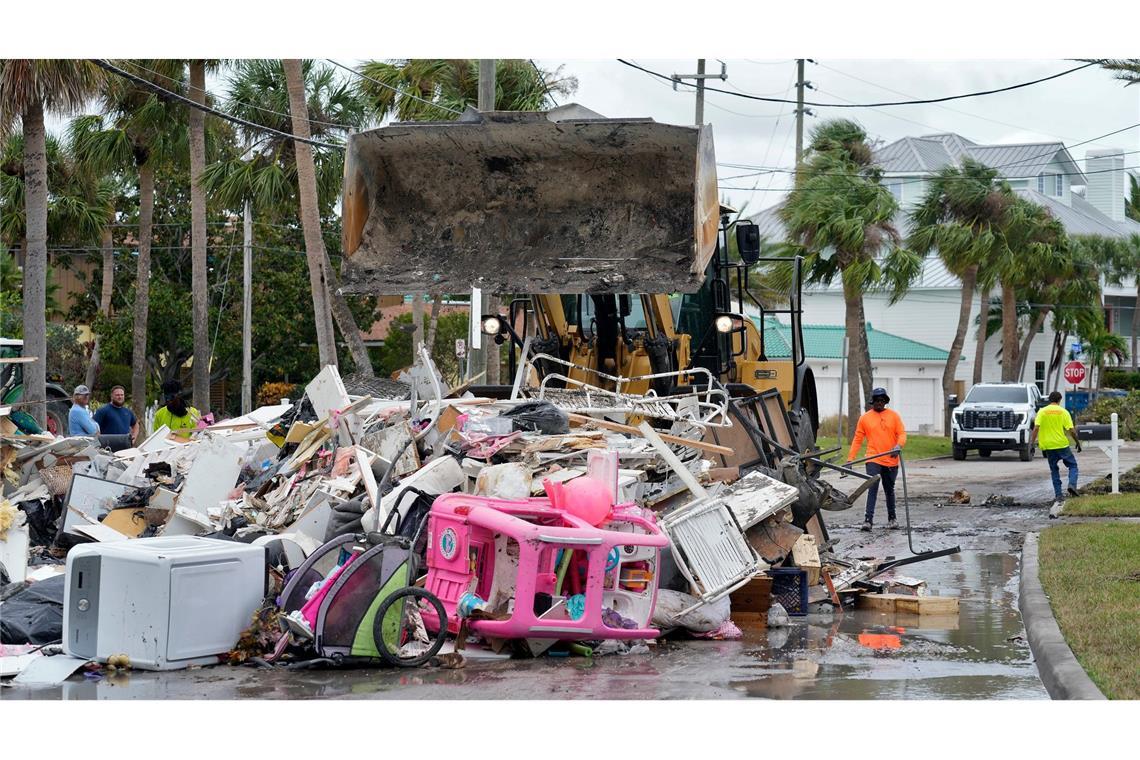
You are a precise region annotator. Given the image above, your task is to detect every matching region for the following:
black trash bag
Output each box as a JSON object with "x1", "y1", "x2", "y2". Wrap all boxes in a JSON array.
[
  {"x1": 18, "y1": 499, "x2": 61, "y2": 547},
  {"x1": 503, "y1": 400, "x2": 569, "y2": 435},
  {"x1": 0, "y1": 574, "x2": 66, "y2": 645},
  {"x1": 324, "y1": 498, "x2": 366, "y2": 542}
]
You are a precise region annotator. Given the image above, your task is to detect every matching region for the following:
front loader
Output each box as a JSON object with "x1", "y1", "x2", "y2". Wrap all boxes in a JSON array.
[{"x1": 339, "y1": 104, "x2": 871, "y2": 528}]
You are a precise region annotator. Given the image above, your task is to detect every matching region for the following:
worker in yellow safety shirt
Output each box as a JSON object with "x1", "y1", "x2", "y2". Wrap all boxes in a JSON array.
[
  {"x1": 1030, "y1": 391, "x2": 1081, "y2": 509},
  {"x1": 153, "y1": 379, "x2": 201, "y2": 439}
]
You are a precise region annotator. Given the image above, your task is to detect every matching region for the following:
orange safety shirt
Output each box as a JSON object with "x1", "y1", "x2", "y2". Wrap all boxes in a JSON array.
[{"x1": 847, "y1": 408, "x2": 907, "y2": 467}]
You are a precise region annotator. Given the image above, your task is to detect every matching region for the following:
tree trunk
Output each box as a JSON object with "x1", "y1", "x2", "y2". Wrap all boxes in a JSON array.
[
  {"x1": 942, "y1": 264, "x2": 977, "y2": 435},
  {"x1": 485, "y1": 294, "x2": 502, "y2": 384},
  {"x1": 854, "y1": 293, "x2": 873, "y2": 405},
  {"x1": 426, "y1": 295, "x2": 443, "y2": 357},
  {"x1": 85, "y1": 227, "x2": 115, "y2": 390},
  {"x1": 283, "y1": 58, "x2": 337, "y2": 369},
  {"x1": 131, "y1": 162, "x2": 155, "y2": 427},
  {"x1": 1016, "y1": 309, "x2": 1049, "y2": 382},
  {"x1": 322, "y1": 250, "x2": 374, "y2": 376},
  {"x1": 412, "y1": 293, "x2": 425, "y2": 350},
  {"x1": 1132, "y1": 280, "x2": 1139, "y2": 372},
  {"x1": 1050, "y1": 331, "x2": 1068, "y2": 393},
  {"x1": 1000, "y1": 278, "x2": 1019, "y2": 381},
  {"x1": 972, "y1": 284, "x2": 991, "y2": 385},
  {"x1": 842, "y1": 277, "x2": 862, "y2": 437},
  {"x1": 189, "y1": 60, "x2": 211, "y2": 413},
  {"x1": 20, "y1": 101, "x2": 48, "y2": 428}
]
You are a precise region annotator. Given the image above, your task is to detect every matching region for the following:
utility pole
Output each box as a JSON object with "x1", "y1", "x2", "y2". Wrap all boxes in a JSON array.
[
  {"x1": 672, "y1": 60, "x2": 727, "y2": 125},
  {"x1": 465, "y1": 60, "x2": 497, "y2": 384},
  {"x1": 241, "y1": 201, "x2": 252, "y2": 415},
  {"x1": 794, "y1": 59, "x2": 815, "y2": 167}
]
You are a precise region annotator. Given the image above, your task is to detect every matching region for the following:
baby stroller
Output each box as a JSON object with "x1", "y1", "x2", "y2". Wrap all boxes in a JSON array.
[{"x1": 276, "y1": 502, "x2": 447, "y2": 668}]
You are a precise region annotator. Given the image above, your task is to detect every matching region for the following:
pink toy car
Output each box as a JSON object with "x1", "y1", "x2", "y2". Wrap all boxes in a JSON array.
[{"x1": 422, "y1": 491, "x2": 668, "y2": 643}]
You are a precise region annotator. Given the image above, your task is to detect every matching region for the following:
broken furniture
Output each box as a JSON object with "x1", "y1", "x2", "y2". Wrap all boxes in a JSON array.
[{"x1": 421, "y1": 491, "x2": 668, "y2": 644}]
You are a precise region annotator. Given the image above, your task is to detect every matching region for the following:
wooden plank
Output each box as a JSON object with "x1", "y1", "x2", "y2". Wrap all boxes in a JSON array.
[
  {"x1": 857, "y1": 593, "x2": 959, "y2": 615},
  {"x1": 565, "y1": 413, "x2": 733, "y2": 456},
  {"x1": 821, "y1": 569, "x2": 842, "y2": 606}
]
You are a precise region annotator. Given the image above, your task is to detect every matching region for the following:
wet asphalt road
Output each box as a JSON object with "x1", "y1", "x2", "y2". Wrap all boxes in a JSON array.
[{"x1": 7, "y1": 444, "x2": 1135, "y2": 700}]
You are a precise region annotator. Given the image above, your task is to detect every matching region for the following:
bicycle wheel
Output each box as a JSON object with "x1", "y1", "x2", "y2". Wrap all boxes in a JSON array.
[{"x1": 372, "y1": 587, "x2": 448, "y2": 668}]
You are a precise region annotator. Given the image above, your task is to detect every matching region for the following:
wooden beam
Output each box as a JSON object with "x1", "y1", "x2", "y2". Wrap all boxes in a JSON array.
[{"x1": 564, "y1": 413, "x2": 733, "y2": 456}]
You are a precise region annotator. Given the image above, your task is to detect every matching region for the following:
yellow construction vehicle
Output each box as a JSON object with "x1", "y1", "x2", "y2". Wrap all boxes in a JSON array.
[{"x1": 339, "y1": 104, "x2": 818, "y2": 442}]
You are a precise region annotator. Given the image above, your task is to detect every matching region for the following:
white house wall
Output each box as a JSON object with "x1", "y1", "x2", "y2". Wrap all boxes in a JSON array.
[
  {"x1": 809, "y1": 358, "x2": 945, "y2": 434},
  {"x1": 798, "y1": 288, "x2": 1081, "y2": 430}
]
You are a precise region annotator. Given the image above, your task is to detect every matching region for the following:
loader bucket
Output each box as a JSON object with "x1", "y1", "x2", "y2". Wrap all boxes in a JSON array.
[{"x1": 340, "y1": 104, "x2": 719, "y2": 295}]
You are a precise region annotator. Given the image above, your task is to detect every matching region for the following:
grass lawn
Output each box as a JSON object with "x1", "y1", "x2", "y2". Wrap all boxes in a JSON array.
[
  {"x1": 1038, "y1": 523, "x2": 1140, "y2": 699},
  {"x1": 819, "y1": 434, "x2": 950, "y2": 462},
  {"x1": 1063, "y1": 492, "x2": 1140, "y2": 517}
]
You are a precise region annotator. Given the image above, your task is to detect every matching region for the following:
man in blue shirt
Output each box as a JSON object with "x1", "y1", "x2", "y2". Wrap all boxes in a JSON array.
[
  {"x1": 67, "y1": 385, "x2": 99, "y2": 437},
  {"x1": 93, "y1": 385, "x2": 138, "y2": 441}
]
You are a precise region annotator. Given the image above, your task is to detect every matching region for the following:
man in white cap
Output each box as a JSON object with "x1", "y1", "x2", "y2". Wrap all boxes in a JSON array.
[{"x1": 67, "y1": 384, "x2": 100, "y2": 437}]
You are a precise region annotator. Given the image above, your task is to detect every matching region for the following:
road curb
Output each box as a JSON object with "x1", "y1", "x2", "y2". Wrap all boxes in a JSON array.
[{"x1": 1019, "y1": 531, "x2": 1106, "y2": 700}]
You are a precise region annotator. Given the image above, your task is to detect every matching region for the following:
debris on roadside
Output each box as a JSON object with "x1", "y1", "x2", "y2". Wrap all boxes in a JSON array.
[
  {"x1": 1, "y1": 348, "x2": 958, "y2": 678},
  {"x1": 982, "y1": 494, "x2": 1018, "y2": 507},
  {"x1": 949, "y1": 489, "x2": 971, "y2": 504}
]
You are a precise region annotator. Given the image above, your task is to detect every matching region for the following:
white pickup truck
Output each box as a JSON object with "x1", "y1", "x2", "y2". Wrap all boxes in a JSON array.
[{"x1": 951, "y1": 382, "x2": 1048, "y2": 461}]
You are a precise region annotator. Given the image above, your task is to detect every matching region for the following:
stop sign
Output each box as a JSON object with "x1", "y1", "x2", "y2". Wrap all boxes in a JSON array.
[{"x1": 1063, "y1": 361, "x2": 1087, "y2": 385}]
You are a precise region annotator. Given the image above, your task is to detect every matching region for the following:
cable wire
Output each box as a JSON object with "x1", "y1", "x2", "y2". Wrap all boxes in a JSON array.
[
  {"x1": 92, "y1": 59, "x2": 344, "y2": 150},
  {"x1": 617, "y1": 59, "x2": 1098, "y2": 108}
]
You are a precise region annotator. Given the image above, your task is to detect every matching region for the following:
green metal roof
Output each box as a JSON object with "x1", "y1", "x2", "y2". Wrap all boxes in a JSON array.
[{"x1": 755, "y1": 318, "x2": 950, "y2": 362}]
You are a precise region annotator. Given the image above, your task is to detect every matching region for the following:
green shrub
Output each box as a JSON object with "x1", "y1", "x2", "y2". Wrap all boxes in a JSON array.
[
  {"x1": 1103, "y1": 369, "x2": 1140, "y2": 390},
  {"x1": 1084, "y1": 390, "x2": 1140, "y2": 440}
]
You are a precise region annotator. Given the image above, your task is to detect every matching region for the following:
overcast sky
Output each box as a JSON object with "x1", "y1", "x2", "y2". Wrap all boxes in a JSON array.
[{"x1": 532, "y1": 59, "x2": 1140, "y2": 213}]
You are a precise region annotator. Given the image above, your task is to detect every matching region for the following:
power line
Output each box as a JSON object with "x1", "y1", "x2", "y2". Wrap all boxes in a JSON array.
[
  {"x1": 92, "y1": 59, "x2": 345, "y2": 150},
  {"x1": 529, "y1": 59, "x2": 558, "y2": 108},
  {"x1": 325, "y1": 59, "x2": 464, "y2": 117},
  {"x1": 113, "y1": 59, "x2": 352, "y2": 131},
  {"x1": 617, "y1": 59, "x2": 1098, "y2": 108}
]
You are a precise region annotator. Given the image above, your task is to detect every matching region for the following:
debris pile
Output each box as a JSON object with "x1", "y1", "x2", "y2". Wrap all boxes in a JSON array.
[{"x1": 1, "y1": 348, "x2": 957, "y2": 678}]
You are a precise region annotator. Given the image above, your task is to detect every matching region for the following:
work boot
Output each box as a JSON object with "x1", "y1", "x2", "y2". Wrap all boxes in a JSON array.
[
  {"x1": 887, "y1": 519, "x2": 899, "y2": 530},
  {"x1": 860, "y1": 520, "x2": 872, "y2": 532},
  {"x1": 1067, "y1": 486, "x2": 1080, "y2": 499}
]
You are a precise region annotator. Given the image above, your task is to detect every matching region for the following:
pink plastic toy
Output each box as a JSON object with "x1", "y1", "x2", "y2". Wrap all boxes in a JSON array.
[
  {"x1": 544, "y1": 476, "x2": 612, "y2": 526},
  {"x1": 421, "y1": 491, "x2": 668, "y2": 643}
]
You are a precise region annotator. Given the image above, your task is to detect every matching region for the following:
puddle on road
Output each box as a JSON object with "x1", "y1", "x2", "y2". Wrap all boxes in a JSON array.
[
  {"x1": 3, "y1": 551, "x2": 1046, "y2": 700},
  {"x1": 727, "y1": 551, "x2": 1047, "y2": 699}
]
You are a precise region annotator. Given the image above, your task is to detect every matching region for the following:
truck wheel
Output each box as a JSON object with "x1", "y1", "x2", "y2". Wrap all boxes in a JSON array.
[
  {"x1": 952, "y1": 445, "x2": 967, "y2": 461},
  {"x1": 978, "y1": 449, "x2": 991, "y2": 458},
  {"x1": 1019, "y1": 444, "x2": 1032, "y2": 462},
  {"x1": 46, "y1": 401, "x2": 70, "y2": 436}
]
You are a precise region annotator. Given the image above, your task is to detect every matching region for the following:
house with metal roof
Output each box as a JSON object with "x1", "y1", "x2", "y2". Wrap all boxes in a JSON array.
[
  {"x1": 749, "y1": 131, "x2": 1138, "y2": 429},
  {"x1": 754, "y1": 317, "x2": 951, "y2": 433}
]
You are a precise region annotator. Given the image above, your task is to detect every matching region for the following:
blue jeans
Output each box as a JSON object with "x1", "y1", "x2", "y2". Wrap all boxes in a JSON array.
[
  {"x1": 865, "y1": 462, "x2": 898, "y2": 522},
  {"x1": 1045, "y1": 446, "x2": 1078, "y2": 499}
]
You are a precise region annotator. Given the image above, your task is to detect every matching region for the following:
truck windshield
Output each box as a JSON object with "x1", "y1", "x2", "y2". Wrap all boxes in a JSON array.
[{"x1": 965, "y1": 386, "x2": 1029, "y2": 404}]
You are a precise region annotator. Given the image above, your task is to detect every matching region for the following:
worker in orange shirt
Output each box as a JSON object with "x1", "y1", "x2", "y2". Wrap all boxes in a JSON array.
[{"x1": 847, "y1": 387, "x2": 907, "y2": 532}]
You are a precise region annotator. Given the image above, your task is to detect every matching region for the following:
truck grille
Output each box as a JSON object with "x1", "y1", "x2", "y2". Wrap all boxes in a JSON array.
[{"x1": 962, "y1": 410, "x2": 1017, "y2": 431}]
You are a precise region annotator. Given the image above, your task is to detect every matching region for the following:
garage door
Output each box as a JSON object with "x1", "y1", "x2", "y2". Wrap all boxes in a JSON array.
[
  {"x1": 897, "y1": 378, "x2": 936, "y2": 431},
  {"x1": 815, "y1": 377, "x2": 842, "y2": 421}
]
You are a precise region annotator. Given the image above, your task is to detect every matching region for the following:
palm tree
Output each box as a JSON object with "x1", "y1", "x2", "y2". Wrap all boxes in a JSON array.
[
  {"x1": 0, "y1": 60, "x2": 102, "y2": 427},
  {"x1": 70, "y1": 60, "x2": 187, "y2": 423},
  {"x1": 909, "y1": 159, "x2": 1014, "y2": 419},
  {"x1": 1127, "y1": 175, "x2": 1140, "y2": 223},
  {"x1": 778, "y1": 119, "x2": 920, "y2": 432},
  {"x1": 354, "y1": 59, "x2": 576, "y2": 377},
  {"x1": 187, "y1": 59, "x2": 224, "y2": 413},
  {"x1": 1094, "y1": 232, "x2": 1140, "y2": 372},
  {"x1": 999, "y1": 199, "x2": 1068, "y2": 380},
  {"x1": 1086, "y1": 59, "x2": 1140, "y2": 86},
  {"x1": 283, "y1": 59, "x2": 339, "y2": 370},
  {"x1": 1082, "y1": 326, "x2": 1130, "y2": 389},
  {"x1": 206, "y1": 59, "x2": 373, "y2": 375}
]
